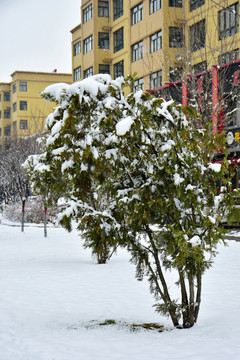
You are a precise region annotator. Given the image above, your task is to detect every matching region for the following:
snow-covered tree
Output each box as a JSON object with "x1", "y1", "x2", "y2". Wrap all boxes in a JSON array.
[{"x1": 24, "y1": 74, "x2": 234, "y2": 328}]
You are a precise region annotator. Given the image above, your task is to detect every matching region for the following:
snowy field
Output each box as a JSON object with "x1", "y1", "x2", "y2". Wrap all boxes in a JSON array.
[{"x1": 0, "y1": 219, "x2": 240, "y2": 360}]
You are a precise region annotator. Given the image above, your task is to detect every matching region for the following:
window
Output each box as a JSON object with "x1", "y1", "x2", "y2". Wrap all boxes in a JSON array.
[
  {"x1": 12, "y1": 83, "x2": 17, "y2": 93},
  {"x1": 114, "y1": 60, "x2": 124, "y2": 79},
  {"x1": 74, "y1": 41, "x2": 81, "y2": 56},
  {"x1": 114, "y1": 27, "x2": 124, "y2": 52},
  {"x1": 114, "y1": 0, "x2": 123, "y2": 20},
  {"x1": 98, "y1": 32, "x2": 110, "y2": 49},
  {"x1": 219, "y1": 3, "x2": 239, "y2": 40},
  {"x1": 0, "y1": 111, "x2": 1, "y2": 119},
  {"x1": 0, "y1": 94, "x2": 1, "y2": 101},
  {"x1": 190, "y1": 0, "x2": 205, "y2": 12},
  {"x1": 150, "y1": 30, "x2": 162, "y2": 52},
  {"x1": 219, "y1": 49, "x2": 239, "y2": 65},
  {"x1": 169, "y1": 67, "x2": 183, "y2": 82},
  {"x1": 4, "y1": 109, "x2": 11, "y2": 118},
  {"x1": 84, "y1": 35, "x2": 93, "y2": 54},
  {"x1": 150, "y1": 0, "x2": 161, "y2": 14},
  {"x1": 0, "y1": 128, "x2": 1, "y2": 136},
  {"x1": 84, "y1": 67, "x2": 93, "y2": 78},
  {"x1": 74, "y1": 66, "x2": 81, "y2": 81},
  {"x1": 132, "y1": 41, "x2": 143, "y2": 62},
  {"x1": 20, "y1": 120, "x2": 28, "y2": 130},
  {"x1": 83, "y1": 4, "x2": 92, "y2": 23},
  {"x1": 13, "y1": 121, "x2": 17, "y2": 133},
  {"x1": 169, "y1": 0, "x2": 182, "y2": 7},
  {"x1": 169, "y1": 27, "x2": 184, "y2": 47},
  {"x1": 133, "y1": 77, "x2": 144, "y2": 92},
  {"x1": 4, "y1": 126, "x2": 11, "y2": 136},
  {"x1": 131, "y1": 3, "x2": 143, "y2": 25},
  {"x1": 13, "y1": 102, "x2": 17, "y2": 112},
  {"x1": 4, "y1": 92, "x2": 10, "y2": 101},
  {"x1": 19, "y1": 81, "x2": 27, "y2": 91},
  {"x1": 190, "y1": 19, "x2": 205, "y2": 52},
  {"x1": 20, "y1": 101, "x2": 27, "y2": 110},
  {"x1": 150, "y1": 70, "x2": 162, "y2": 89},
  {"x1": 99, "y1": 64, "x2": 110, "y2": 74},
  {"x1": 98, "y1": 1, "x2": 109, "y2": 17},
  {"x1": 193, "y1": 61, "x2": 207, "y2": 74}
]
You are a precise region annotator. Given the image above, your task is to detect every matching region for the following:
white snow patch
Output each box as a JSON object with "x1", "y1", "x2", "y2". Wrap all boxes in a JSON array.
[
  {"x1": 173, "y1": 173, "x2": 184, "y2": 185},
  {"x1": 208, "y1": 163, "x2": 221, "y2": 172},
  {"x1": 189, "y1": 235, "x2": 201, "y2": 246},
  {"x1": 61, "y1": 159, "x2": 74, "y2": 172},
  {"x1": 116, "y1": 116, "x2": 134, "y2": 136},
  {"x1": 0, "y1": 221, "x2": 240, "y2": 359}
]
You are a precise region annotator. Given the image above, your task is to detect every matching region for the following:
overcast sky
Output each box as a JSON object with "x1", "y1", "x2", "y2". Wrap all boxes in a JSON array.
[{"x1": 0, "y1": 0, "x2": 81, "y2": 83}]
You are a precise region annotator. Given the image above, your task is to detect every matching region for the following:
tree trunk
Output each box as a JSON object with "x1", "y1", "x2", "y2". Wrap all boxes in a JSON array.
[
  {"x1": 44, "y1": 206, "x2": 47, "y2": 237},
  {"x1": 21, "y1": 198, "x2": 26, "y2": 232}
]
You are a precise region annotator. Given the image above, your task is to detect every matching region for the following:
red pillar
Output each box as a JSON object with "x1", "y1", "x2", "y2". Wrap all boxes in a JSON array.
[{"x1": 182, "y1": 77, "x2": 188, "y2": 107}]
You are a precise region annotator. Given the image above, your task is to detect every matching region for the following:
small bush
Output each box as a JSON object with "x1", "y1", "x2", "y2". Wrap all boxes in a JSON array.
[{"x1": 2, "y1": 197, "x2": 59, "y2": 223}]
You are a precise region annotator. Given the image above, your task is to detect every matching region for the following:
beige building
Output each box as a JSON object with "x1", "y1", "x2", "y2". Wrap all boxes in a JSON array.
[
  {"x1": 0, "y1": 71, "x2": 72, "y2": 146},
  {"x1": 71, "y1": 0, "x2": 240, "y2": 91}
]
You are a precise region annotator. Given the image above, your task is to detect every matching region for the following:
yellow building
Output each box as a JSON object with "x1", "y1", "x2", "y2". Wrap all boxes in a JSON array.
[
  {"x1": 0, "y1": 71, "x2": 72, "y2": 146},
  {"x1": 71, "y1": 0, "x2": 240, "y2": 90}
]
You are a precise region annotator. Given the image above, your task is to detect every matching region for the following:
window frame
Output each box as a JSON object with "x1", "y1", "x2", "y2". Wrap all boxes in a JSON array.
[
  {"x1": 131, "y1": 2, "x2": 143, "y2": 25},
  {"x1": 219, "y1": 49, "x2": 239, "y2": 65},
  {"x1": 192, "y1": 61, "x2": 207, "y2": 74},
  {"x1": 114, "y1": 60, "x2": 124, "y2": 79},
  {"x1": 132, "y1": 77, "x2": 144, "y2": 92},
  {"x1": 13, "y1": 121, "x2": 17, "y2": 133},
  {"x1": 4, "y1": 92, "x2": 10, "y2": 101},
  {"x1": 150, "y1": 30, "x2": 162, "y2": 53},
  {"x1": 83, "y1": 4, "x2": 93, "y2": 23},
  {"x1": 114, "y1": 27, "x2": 124, "y2": 52},
  {"x1": 113, "y1": 0, "x2": 123, "y2": 20},
  {"x1": 74, "y1": 66, "x2": 81, "y2": 81},
  {"x1": 20, "y1": 120, "x2": 28, "y2": 130},
  {"x1": 20, "y1": 101, "x2": 27, "y2": 111},
  {"x1": 219, "y1": 3, "x2": 239, "y2": 40},
  {"x1": 84, "y1": 67, "x2": 93, "y2": 78},
  {"x1": 150, "y1": 0, "x2": 161, "y2": 15},
  {"x1": 84, "y1": 35, "x2": 93, "y2": 54},
  {"x1": 98, "y1": 1, "x2": 109, "y2": 17},
  {"x1": 190, "y1": 0, "x2": 205, "y2": 12},
  {"x1": 169, "y1": 26, "x2": 184, "y2": 48},
  {"x1": 169, "y1": 0, "x2": 182, "y2": 7},
  {"x1": 99, "y1": 64, "x2": 110, "y2": 74},
  {"x1": 190, "y1": 19, "x2": 206, "y2": 52},
  {"x1": 74, "y1": 41, "x2": 81, "y2": 56},
  {"x1": 4, "y1": 126, "x2": 11, "y2": 136},
  {"x1": 150, "y1": 70, "x2": 162, "y2": 90},
  {"x1": 132, "y1": 40, "x2": 143, "y2": 62},
  {"x1": 169, "y1": 67, "x2": 183, "y2": 82},
  {"x1": 19, "y1": 81, "x2": 27, "y2": 92},
  {"x1": 4, "y1": 109, "x2": 11, "y2": 119},
  {"x1": 98, "y1": 32, "x2": 110, "y2": 49}
]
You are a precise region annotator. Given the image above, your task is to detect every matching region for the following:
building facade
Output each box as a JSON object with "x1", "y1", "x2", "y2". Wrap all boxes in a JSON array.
[
  {"x1": 71, "y1": 0, "x2": 240, "y2": 91},
  {"x1": 0, "y1": 71, "x2": 72, "y2": 146}
]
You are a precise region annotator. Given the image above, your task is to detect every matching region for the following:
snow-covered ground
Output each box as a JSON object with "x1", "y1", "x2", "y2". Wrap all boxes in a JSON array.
[{"x1": 0, "y1": 219, "x2": 240, "y2": 360}]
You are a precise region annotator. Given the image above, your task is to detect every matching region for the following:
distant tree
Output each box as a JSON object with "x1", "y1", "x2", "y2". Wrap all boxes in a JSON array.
[
  {"x1": 0, "y1": 136, "x2": 40, "y2": 204},
  {"x1": 24, "y1": 75, "x2": 234, "y2": 328}
]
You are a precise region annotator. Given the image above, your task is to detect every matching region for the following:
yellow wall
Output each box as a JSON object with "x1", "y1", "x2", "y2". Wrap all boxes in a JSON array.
[
  {"x1": 0, "y1": 83, "x2": 11, "y2": 141},
  {"x1": 72, "y1": 0, "x2": 240, "y2": 91},
  {"x1": 0, "y1": 71, "x2": 72, "y2": 145}
]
